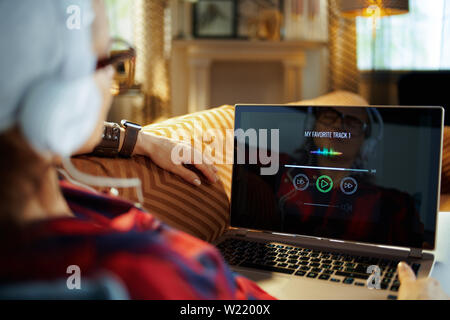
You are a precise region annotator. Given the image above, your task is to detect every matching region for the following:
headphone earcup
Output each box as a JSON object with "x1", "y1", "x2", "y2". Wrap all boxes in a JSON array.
[
  {"x1": 360, "y1": 138, "x2": 377, "y2": 161},
  {"x1": 19, "y1": 76, "x2": 101, "y2": 157}
]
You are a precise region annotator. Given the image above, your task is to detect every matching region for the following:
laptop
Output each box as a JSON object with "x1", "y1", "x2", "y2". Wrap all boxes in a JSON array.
[{"x1": 214, "y1": 104, "x2": 444, "y2": 300}]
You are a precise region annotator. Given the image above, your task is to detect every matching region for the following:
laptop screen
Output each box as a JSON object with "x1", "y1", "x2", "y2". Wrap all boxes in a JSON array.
[{"x1": 231, "y1": 105, "x2": 443, "y2": 249}]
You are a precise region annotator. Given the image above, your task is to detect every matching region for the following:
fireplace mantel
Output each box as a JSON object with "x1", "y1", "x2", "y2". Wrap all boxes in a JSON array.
[{"x1": 170, "y1": 39, "x2": 327, "y2": 115}]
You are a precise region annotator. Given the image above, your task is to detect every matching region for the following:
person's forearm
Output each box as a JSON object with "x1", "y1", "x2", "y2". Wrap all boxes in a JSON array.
[
  {"x1": 133, "y1": 130, "x2": 157, "y2": 156},
  {"x1": 74, "y1": 122, "x2": 218, "y2": 185}
]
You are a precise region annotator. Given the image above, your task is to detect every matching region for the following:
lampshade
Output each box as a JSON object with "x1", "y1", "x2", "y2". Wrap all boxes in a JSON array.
[{"x1": 337, "y1": 0, "x2": 409, "y2": 18}]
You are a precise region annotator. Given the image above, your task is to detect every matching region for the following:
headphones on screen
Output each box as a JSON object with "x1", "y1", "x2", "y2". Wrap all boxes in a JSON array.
[{"x1": 303, "y1": 106, "x2": 384, "y2": 161}]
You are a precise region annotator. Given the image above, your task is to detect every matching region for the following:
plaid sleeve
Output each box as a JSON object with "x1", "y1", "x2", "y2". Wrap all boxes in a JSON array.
[
  {"x1": 97, "y1": 208, "x2": 275, "y2": 300},
  {"x1": 60, "y1": 181, "x2": 275, "y2": 300},
  {"x1": 1, "y1": 181, "x2": 274, "y2": 300}
]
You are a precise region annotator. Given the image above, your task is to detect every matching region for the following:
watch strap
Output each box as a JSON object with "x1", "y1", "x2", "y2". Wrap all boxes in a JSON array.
[
  {"x1": 119, "y1": 121, "x2": 141, "y2": 157},
  {"x1": 92, "y1": 122, "x2": 121, "y2": 157}
]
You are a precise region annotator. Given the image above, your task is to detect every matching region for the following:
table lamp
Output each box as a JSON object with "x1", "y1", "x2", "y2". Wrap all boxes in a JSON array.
[
  {"x1": 337, "y1": 0, "x2": 409, "y2": 63},
  {"x1": 337, "y1": 0, "x2": 409, "y2": 19},
  {"x1": 335, "y1": 0, "x2": 409, "y2": 100}
]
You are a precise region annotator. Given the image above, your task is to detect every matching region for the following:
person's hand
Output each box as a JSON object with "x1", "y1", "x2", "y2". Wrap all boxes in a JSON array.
[
  {"x1": 397, "y1": 261, "x2": 449, "y2": 300},
  {"x1": 133, "y1": 131, "x2": 219, "y2": 186}
]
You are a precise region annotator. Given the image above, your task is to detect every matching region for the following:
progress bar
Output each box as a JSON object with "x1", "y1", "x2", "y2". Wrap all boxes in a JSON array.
[
  {"x1": 285, "y1": 164, "x2": 373, "y2": 173},
  {"x1": 304, "y1": 203, "x2": 339, "y2": 208}
]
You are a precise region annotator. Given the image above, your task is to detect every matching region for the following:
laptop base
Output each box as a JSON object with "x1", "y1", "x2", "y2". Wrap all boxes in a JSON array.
[{"x1": 215, "y1": 232, "x2": 434, "y2": 300}]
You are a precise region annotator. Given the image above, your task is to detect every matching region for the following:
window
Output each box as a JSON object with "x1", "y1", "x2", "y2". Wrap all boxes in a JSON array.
[
  {"x1": 105, "y1": 0, "x2": 134, "y2": 44},
  {"x1": 356, "y1": 0, "x2": 450, "y2": 70}
]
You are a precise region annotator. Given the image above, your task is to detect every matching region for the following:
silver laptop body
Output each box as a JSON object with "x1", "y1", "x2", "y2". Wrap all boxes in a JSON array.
[{"x1": 214, "y1": 104, "x2": 444, "y2": 300}]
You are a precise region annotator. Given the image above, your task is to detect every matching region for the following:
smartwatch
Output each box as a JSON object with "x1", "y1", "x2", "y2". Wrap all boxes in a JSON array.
[{"x1": 119, "y1": 120, "x2": 142, "y2": 157}]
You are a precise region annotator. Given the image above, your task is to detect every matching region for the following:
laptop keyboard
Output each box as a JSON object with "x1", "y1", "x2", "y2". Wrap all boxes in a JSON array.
[{"x1": 217, "y1": 238, "x2": 421, "y2": 292}]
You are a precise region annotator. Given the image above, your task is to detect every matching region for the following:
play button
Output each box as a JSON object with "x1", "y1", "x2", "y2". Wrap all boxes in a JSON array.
[{"x1": 316, "y1": 175, "x2": 333, "y2": 193}]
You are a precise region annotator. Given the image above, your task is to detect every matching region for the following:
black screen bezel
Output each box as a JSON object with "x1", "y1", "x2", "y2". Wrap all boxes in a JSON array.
[{"x1": 230, "y1": 104, "x2": 444, "y2": 250}]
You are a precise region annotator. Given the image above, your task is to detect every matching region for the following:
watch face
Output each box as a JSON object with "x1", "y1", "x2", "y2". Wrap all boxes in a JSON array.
[{"x1": 121, "y1": 120, "x2": 142, "y2": 130}]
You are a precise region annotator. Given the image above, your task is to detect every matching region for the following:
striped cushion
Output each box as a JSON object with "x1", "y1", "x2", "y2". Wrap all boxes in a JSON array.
[{"x1": 71, "y1": 105, "x2": 235, "y2": 242}]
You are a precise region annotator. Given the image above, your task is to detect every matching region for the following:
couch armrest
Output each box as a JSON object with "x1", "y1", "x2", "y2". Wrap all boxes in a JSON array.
[{"x1": 70, "y1": 91, "x2": 373, "y2": 242}]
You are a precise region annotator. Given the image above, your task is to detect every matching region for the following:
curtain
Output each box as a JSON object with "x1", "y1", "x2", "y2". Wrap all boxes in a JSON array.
[
  {"x1": 105, "y1": 0, "x2": 172, "y2": 121},
  {"x1": 357, "y1": 0, "x2": 450, "y2": 70},
  {"x1": 133, "y1": 0, "x2": 171, "y2": 121},
  {"x1": 328, "y1": 0, "x2": 360, "y2": 93}
]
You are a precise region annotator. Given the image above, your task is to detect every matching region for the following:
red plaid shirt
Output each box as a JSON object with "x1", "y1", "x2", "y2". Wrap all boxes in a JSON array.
[{"x1": 0, "y1": 180, "x2": 274, "y2": 300}]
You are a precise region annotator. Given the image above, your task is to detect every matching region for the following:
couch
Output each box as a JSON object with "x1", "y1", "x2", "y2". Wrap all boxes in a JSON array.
[{"x1": 71, "y1": 91, "x2": 450, "y2": 242}]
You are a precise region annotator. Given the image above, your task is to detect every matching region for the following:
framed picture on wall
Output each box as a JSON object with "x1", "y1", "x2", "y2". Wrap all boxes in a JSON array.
[
  {"x1": 237, "y1": 0, "x2": 283, "y2": 39},
  {"x1": 193, "y1": 0, "x2": 237, "y2": 38}
]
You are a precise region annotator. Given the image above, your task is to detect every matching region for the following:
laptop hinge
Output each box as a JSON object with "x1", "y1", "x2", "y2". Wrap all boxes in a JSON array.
[
  {"x1": 234, "y1": 229, "x2": 249, "y2": 237},
  {"x1": 409, "y1": 248, "x2": 423, "y2": 259}
]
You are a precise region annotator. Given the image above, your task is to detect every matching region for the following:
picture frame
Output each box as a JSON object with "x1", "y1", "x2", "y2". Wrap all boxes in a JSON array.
[
  {"x1": 193, "y1": 0, "x2": 237, "y2": 38},
  {"x1": 237, "y1": 0, "x2": 284, "y2": 39}
]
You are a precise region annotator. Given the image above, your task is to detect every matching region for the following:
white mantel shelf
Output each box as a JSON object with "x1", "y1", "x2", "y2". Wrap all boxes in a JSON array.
[
  {"x1": 170, "y1": 39, "x2": 327, "y2": 115},
  {"x1": 173, "y1": 39, "x2": 328, "y2": 49}
]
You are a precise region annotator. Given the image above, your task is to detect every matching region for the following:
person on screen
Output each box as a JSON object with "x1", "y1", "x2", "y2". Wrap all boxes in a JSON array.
[{"x1": 276, "y1": 107, "x2": 426, "y2": 248}]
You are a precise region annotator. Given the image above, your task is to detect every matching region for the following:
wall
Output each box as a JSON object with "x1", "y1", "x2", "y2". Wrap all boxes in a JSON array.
[{"x1": 207, "y1": 47, "x2": 329, "y2": 108}]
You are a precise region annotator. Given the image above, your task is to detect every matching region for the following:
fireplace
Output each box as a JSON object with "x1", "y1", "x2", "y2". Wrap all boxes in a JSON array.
[{"x1": 170, "y1": 40, "x2": 326, "y2": 116}]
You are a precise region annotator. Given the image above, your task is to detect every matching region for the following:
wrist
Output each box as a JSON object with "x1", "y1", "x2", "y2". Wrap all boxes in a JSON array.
[
  {"x1": 133, "y1": 131, "x2": 156, "y2": 156},
  {"x1": 118, "y1": 127, "x2": 125, "y2": 152}
]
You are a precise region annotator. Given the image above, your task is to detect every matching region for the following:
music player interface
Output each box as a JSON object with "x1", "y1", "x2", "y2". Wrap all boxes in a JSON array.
[{"x1": 231, "y1": 106, "x2": 442, "y2": 249}]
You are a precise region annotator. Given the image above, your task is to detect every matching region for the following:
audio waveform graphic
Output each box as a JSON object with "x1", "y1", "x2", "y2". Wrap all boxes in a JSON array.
[{"x1": 310, "y1": 148, "x2": 343, "y2": 157}]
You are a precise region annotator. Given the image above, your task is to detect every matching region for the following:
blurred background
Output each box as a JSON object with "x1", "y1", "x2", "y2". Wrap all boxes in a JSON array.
[{"x1": 104, "y1": 0, "x2": 450, "y2": 124}]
